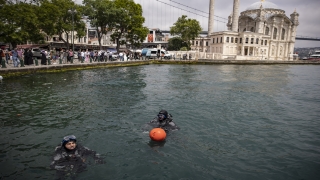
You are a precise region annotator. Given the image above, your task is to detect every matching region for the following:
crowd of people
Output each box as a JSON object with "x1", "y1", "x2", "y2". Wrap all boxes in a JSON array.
[
  {"x1": 0, "y1": 48, "x2": 35, "y2": 67},
  {"x1": 0, "y1": 47, "x2": 143, "y2": 68}
]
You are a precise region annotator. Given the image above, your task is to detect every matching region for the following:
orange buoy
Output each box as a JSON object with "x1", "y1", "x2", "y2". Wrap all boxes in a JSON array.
[{"x1": 149, "y1": 128, "x2": 166, "y2": 141}]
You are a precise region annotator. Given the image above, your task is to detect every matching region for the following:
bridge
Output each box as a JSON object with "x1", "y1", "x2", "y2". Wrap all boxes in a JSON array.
[
  {"x1": 136, "y1": 0, "x2": 320, "y2": 42},
  {"x1": 161, "y1": 30, "x2": 320, "y2": 41}
]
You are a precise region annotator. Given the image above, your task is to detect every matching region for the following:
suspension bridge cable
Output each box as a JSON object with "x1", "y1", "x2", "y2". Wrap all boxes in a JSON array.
[
  {"x1": 156, "y1": 0, "x2": 227, "y2": 24},
  {"x1": 169, "y1": 0, "x2": 228, "y2": 20}
]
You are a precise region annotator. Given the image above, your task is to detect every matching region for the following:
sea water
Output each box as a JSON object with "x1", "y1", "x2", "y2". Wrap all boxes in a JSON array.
[{"x1": 0, "y1": 64, "x2": 319, "y2": 180}]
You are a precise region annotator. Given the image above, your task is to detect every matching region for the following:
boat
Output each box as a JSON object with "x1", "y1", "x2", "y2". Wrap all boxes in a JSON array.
[{"x1": 308, "y1": 50, "x2": 320, "y2": 60}]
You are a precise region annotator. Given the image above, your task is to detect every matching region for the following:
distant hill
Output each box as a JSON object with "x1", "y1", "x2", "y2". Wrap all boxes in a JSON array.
[{"x1": 294, "y1": 47, "x2": 320, "y2": 58}]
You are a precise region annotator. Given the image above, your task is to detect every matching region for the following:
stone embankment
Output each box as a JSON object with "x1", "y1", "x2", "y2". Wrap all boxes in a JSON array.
[{"x1": 1, "y1": 59, "x2": 319, "y2": 78}]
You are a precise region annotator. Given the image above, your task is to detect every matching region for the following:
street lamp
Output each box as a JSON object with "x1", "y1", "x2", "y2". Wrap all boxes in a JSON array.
[{"x1": 68, "y1": 8, "x2": 77, "y2": 57}]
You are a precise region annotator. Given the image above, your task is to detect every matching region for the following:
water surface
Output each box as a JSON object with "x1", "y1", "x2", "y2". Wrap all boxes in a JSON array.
[{"x1": 0, "y1": 64, "x2": 320, "y2": 180}]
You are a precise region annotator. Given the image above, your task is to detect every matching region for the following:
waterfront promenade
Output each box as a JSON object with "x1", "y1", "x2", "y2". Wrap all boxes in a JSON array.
[{"x1": 1, "y1": 58, "x2": 320, "y2": 78}]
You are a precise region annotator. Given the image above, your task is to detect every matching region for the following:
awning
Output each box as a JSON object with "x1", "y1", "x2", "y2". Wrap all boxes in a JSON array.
[{"x1": 17, "y1": 44, "x2": 46, "y2": 49}]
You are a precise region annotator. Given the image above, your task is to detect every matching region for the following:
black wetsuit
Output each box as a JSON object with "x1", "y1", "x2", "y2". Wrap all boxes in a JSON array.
[
  {"x1": 148, "y1": 114, "x2": 180, "y2": 132},
  {"x1": 50, "y1": 143, "x2": 103, "y2": 178}
]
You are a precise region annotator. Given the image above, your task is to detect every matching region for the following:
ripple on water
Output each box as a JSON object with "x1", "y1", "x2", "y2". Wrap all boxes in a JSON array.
[{"x1": 0, "y1": 65, "x2": 320, "y2": 179}]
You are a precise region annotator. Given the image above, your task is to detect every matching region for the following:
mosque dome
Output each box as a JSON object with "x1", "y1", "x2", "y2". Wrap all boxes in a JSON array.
[{"x1": 246, "y1": 1, "x2": 279, "y2": 11}]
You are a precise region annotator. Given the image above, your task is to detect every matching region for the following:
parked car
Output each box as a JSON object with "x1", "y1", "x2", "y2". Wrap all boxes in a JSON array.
[
  {"x1": 31, "y1": 48, "x2": 42, "y2": 59},
  {"x1": 112, "y1": 53, "x2": 119, "y2": 60},
  {"x1": 141, "y1": 48, "x2": 149, "y2": 57},
  {"x1": 146, "y1": 49, "x2": 172, "y2": 59}
]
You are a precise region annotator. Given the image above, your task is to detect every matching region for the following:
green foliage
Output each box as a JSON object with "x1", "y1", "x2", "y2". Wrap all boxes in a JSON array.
[
  {"x1": 170, "y1": 15, "x2": 202, "y2": 48},
  {"x1": 0, "y1": 0, "x2": 148, "y2": 51},
  {"x1": 38, "y1": 0, "x2": 86, "y2": 49},
  {"x1": 110, "y1": 0, "x2": 149, "y2": 52},
  {"x1": 0, "y1": 2, "x2": 44, "y2": 48},
  {"x1": 167, "y1": 37, "x2": 189, "y2": 51},
  {"x1": 180, "y1": 47, "x2": 188, "y2": 51},
  {"x1": 82, "y1": 0, "x2": 116, "y2": 49}
]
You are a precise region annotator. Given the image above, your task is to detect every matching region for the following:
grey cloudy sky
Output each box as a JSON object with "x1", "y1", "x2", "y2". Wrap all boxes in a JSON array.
[{"x1": 76, "y1": 0, "x2": 320, "y2": 48}]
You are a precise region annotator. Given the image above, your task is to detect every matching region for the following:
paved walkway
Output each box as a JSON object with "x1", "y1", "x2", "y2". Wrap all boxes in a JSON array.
[
  {"x1": 1, "y1": 58, "x2": 113, "y2": 69},
  {"x1": 0, "y1": 57, "x2": 147, "y2": 71}
]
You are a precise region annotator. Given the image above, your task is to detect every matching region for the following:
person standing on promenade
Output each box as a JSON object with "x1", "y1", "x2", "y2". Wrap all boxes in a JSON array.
[
  {"x1": 80, "y1": 50, "x2": 85, "y2": 63},
  {"x1": 119, "y1": 52, "x2": 123, "y2": 61},
  {"x1": 61, "y1": 49, "x2": 67, "y2": 64},
  {"x1": 41, "y1": 50, "x2": 47, "y2": 65},
  {"x1": 90, "y1": 50, "x2": 94, "y2": 62},
  {"x1": 27, "y1": 49, "x2": 33, "y2": 65},
  {"x1": 11, "y1": 48, "x2": 20, "y2": 67},
  {"x1": 68, "y1": 49, "x2": 73, "y2": 63},
  {"x1": 93, "y1": 51, "x2": 97, "y2": 61},
  {"x1": 84, "y1": 49, "x2": 89, "y2": 62},
  {"x1": 17, "y1": 49, "x2": 23, "y2": 65},
  {"x1": 0, "y1": 48, "x2": 4, "y2": 65},
  {"x1": 109, "y1": 51, "x2": 113, "y2": 61},
  {"x1": 5, "y1": 50, "x2": 10, "y2": 64},
  {"x1": 24, "y1": 48, "x2": 29, "y2": 65}
]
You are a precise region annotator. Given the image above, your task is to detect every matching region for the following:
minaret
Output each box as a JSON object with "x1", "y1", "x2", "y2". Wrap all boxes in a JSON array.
[
  {"x1": 231, "y1": 0, "x2": 240, "y2": 32},
  {"x1": 289, "y1": 9, "x2": 299, "y2": 59},
  {"x1": 208, "y1": 0, "x2": 215, "y2": 36}
]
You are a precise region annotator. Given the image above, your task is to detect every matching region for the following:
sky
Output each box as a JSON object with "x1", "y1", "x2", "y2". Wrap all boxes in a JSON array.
[{"x1": 76, "y1": 0, "x2": 320, "y2": 48}]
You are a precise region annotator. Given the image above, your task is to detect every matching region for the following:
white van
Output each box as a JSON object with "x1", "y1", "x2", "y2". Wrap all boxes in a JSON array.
[{"x1": 146, "y1": 49, "x2": 172, "y2": 59}]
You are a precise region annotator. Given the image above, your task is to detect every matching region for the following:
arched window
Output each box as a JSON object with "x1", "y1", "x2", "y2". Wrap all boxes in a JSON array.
[
  {"x1": 231, "y1": 37, "x2": 234, "y2": 43},
  {"x1": 217, "y1": 37, "x2": 219, "y2": 43},
  {"x1": 212, "y1": 38, "x2": 215, "y2": 44},
  {"x1": 220, "y1": 37, "x2": 222, "y2": 43},
  {"x1": 235, "y1": 38, "x2": 238, "y2": 43},
  {"x1": 226, "y1": 37, "x2": 229, "y2": 43},
  {"x1": 245, "y1": 38, "x2": 248, "y2": 43},
  {"x1": 265, "y1": 27, "x2": 269, "y2": 35},
  {"x1": 273, "y1": 28, "x2": 277, "y2": 39},
  {"x1": 265, "y1": 40, "x2": 267, "y2": 45},
  {"x1": 243, "y1": 28, "x2": 246, "y2": 32},
  {"x1": 250, "y1": 27, "x2": 254, "y2": 32},
  {"x1": 261, "y1": 40, "x2": 263, "y2": 45},
  {"x1": 256, "y1": 38, "x2": 259, "y2": 44},
  {"x1": 281, "y1": 28, "x2": 285, "y2": 40}
]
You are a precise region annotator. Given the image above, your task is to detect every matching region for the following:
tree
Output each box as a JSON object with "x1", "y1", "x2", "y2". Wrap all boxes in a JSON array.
[
  {"x1": 167, "y1": 37, "x2": 188, "y2": 51},
  {"x1": 170, "y1": 15, "x2": 202, "y2": 50},
  {"x1": 38, "y1": 0, "x2": 86, "y2": 49},
  {"x1": 82, "y1": 0, "x2": 117, "y2": 50},
  {"x1": 110, "y1": 0, "x2": 148, "y2": 53},
  {"x1": 0, "y1": 1, "x2": 44, "y2": 49}
]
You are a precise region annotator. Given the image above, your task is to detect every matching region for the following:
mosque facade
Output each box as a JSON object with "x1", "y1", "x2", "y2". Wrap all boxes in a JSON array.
[{"x1": 191, "y1": 0, "x2": 299, "y2": 60}]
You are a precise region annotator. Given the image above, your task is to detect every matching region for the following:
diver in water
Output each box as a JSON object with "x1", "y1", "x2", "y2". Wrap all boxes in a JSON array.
[
  {"x1": 50, "y1": 135, "x2": 104, "y2": 179},
  {"x1": 148, "y1": 110, "x2": 180, "y2": 132}
]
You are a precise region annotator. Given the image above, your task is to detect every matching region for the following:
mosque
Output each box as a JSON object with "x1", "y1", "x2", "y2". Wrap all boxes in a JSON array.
[{"x1": 191, "y1": 0, "x2": 300, "y2": 60}]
